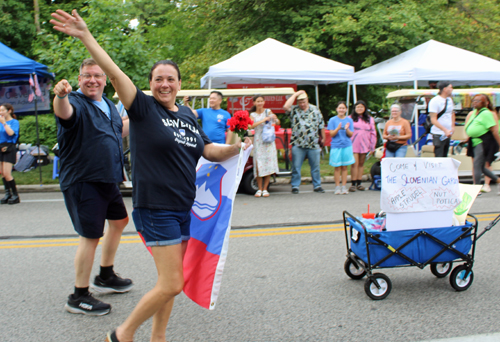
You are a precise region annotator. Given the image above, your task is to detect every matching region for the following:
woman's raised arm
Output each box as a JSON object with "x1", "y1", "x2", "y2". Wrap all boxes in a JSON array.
[{"x1": 50, "y1": 9, "x2": 136, "y2": 109}]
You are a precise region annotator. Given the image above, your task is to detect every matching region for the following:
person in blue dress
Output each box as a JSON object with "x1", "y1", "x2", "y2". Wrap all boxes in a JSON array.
[
  {"x1": 327, "y1": 101, "x2": 354, "y2": 195},
  {"x1": 0, "y1": 103, "x2": 20, "y2": 204}
]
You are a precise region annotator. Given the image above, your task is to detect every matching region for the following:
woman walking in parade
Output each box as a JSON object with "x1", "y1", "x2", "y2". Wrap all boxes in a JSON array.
[
  {"x1": 51, "y1": 9, "x2": 251, "y2": 342},
  {"x1": 0, "y1": 103, "x2": 20, "y2": 204},
  {"x1": 349, "y1": 100, "x2": 376, "y2": 192},
  {"x1": 464, "y1": 94, "x2": 500, "y2": 192},
  {"x1": 249, "y1": 95, "x2": 280, "y2": 197}
]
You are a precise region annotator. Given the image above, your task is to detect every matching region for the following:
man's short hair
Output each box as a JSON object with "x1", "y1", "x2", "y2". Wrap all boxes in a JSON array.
[
  {"x1": 437, "y1": 81, "x2": 451, "y2": 94},
  {"x1": 80, "y1": 58, "x2": 99, "y2": 73},
  {"x1": 428, "y1": 81, "x2": 438, "y2": 85},
  {"x1": 210, "y1": 91, "x2": 223, "y2": 100}
]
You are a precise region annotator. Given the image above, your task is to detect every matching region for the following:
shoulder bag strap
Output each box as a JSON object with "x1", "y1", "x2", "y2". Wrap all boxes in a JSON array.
[{"x1": 437, "y1": 97, "x2": 449, "y2": 119}]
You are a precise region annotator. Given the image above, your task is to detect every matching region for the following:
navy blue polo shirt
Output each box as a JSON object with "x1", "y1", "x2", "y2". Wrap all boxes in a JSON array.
[
  {"x1": 56, "y1": 91, "x2": 124, "y2": 191},
  {"x1": 128, "y1": 87, "x2": 212, "y2": 211}
]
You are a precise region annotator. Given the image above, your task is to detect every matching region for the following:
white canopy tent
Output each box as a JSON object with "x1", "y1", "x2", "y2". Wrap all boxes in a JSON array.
[
  {"x1": 350, "y1": 39, "x2": 500, "y2": 90},
  {"x1": 349, "y1": 39, "x2": 500, "y2": 147},
  {"x1": 200, "y1": 38, "x2": 354, "y2": 108}
]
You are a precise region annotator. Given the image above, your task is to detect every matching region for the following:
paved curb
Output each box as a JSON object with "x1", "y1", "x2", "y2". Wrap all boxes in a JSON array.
[
  {"x1": 16, "y1": 175, "x2": 372, "y2": 193},
  {"x1": 17, "y1": 184, "x2": 61, "y2": 193}
]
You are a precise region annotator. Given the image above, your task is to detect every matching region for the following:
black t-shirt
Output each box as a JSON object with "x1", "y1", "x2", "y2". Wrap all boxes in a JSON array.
[
  {"x1": 56, "y1": 92, "x2": 124, "y2": 191},
  {"x1": 128, "y1": 88, "x2": 212, "y2": 210}
]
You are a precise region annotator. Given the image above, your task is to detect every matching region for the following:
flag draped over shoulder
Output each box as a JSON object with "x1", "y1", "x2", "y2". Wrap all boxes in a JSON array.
[{"x1": 183, "y1": 144, "x2": 252, "y2": 310}]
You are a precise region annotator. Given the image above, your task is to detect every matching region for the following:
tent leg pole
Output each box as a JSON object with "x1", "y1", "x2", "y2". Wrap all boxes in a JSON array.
[
  {"x1": 353, "y1": 83, "x2": 357, "y2": 103},
  {"x1": 414, "y1": 80, "x2": 418, "y2": 89},
  {"x1": 347, "y1": 84, "x2": 351, "y2": 112},
  {"x1": 315, "y1": 84, "x2": 319, "y2": 110},
  {"x1": 34, "y1": 94, "x2": 42, "y2": 185}
]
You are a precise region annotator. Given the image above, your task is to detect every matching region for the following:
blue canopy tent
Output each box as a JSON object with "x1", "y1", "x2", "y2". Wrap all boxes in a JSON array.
[{"x1": 0, "y1": 41, "x2": 55, "y2": 183}]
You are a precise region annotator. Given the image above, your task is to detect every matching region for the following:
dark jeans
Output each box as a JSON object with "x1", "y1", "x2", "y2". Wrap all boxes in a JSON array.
[
  {"x1": 473, "y1": 143, "x2": 498, "y2": 184},
  {"x1": 432, "y1": 135, "x2": 450, "y2": 157}
]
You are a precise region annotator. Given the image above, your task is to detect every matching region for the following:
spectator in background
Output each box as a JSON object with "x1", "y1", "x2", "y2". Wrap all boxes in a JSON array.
[
  {"x1": 184, "y1": 91, "x2": 231, "y2": 144},
  {"x1": 0, "y1": 103, "x2": 20, "y2": 204},
  {"x1": 464, "y1": 94, "x2": 500, "y2": 193},
  {"x1": 383, "y1": 104, "x2": 412, "y2": 158},
  {"x1": 428, "y1": 81, "x2": 455, "y2": 157},
  {"x1": 283, "y1": 90, "x2": 325, "y2": 194},
  {"x1": 479, "y1": 99, "x2": 500, "y2": 193},
  {"x1": 349, "y1": 100, "x2": 376, "y2": 192},
  {"x1": 327, "y1": 101, "x2": 354, "y2": 195},
  {"x1": 249, "y1": 95, "x2": 280, "y2": 197}
]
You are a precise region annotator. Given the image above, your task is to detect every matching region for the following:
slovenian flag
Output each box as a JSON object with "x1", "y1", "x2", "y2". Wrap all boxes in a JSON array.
[{"x1": 183, "y1": 144, "x2": 252, "y2": 310}]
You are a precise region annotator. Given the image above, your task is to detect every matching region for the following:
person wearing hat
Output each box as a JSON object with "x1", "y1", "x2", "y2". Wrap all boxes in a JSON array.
[
  {"x1": 283, "y1": 90, "x2": 326, "y2": 194},
  {"x1": 428, "y1": 81, "x2": 455, "y2": 157}
]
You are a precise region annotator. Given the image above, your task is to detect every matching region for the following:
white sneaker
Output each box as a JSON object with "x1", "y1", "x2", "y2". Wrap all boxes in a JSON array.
[
  {"x1": 334, "y1": 186, "x2": 341, "y2": 195},
  {"x1": 341, "y1": 186, "x2": 349, "y2": 195},
  {"x1": 481, "y1": 184, "x2": 491, "y2": 193}
]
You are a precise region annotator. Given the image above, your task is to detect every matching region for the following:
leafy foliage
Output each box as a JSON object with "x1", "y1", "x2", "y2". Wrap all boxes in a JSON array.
[
  {"x1": 33, "y1": 0, "x2": 163, "y2": 96},
  {"x1": 18, "y1": 114, "x2": 58, "y2": 148},
  {"x1": 0, "y1": 0, "x2": 36, "y2": 57}
]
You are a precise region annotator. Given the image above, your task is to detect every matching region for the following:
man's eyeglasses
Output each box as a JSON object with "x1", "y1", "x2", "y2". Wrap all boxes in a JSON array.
[{"x1": 80, "y1": 74, "x2": 106, "y2": 80}]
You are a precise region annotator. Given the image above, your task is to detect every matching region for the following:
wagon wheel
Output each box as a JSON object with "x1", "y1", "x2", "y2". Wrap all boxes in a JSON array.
[
  {"x1": 450, "y1": 265, "x2": 474, "y2": 291},
  {"x1": 344, "y1": 258, "x2": 367, "y2": 280},
  {"x1": 364, "y1": 273, "x2": 392, "y2": 300},
  {"x1": 430, "y1": 262, "x2": 453, "y2": 278}
]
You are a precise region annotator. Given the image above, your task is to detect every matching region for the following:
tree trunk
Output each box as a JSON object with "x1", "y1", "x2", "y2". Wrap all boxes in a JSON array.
[{"x1": 33, "y1": 0, "x2": 41, "y2": 33}]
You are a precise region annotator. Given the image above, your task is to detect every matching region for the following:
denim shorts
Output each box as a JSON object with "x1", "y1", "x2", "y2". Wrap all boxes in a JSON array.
[{"x1": 132, "y1": 208, "x2": 191, "y2": 247}]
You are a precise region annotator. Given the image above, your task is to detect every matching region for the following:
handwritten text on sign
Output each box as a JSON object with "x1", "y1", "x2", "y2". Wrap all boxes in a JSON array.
[{"x1": 381, "y1": 158, "x2": 461, "y2": 213}]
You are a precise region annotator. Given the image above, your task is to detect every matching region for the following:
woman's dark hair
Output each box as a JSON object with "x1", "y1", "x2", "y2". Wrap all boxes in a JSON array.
[
  {"x1": 148, "y1": 60, "x2": 181, "y2": 81},
  {"x1": 474, "y1": 94, "x2": 494, "y2": 111},
  {"x1": 1, "y1": 103, "x2": 16, "y2": 119},
  {"x1": 350, "y1": 100, "x2": 370, "y2": 123},
  {"x1": 249, "y1": 94, "x2": 265, "y2": 113}
]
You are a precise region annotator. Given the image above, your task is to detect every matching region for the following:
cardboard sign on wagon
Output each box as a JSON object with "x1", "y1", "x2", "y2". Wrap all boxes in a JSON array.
[{"x1": 381, "y1": 158, "x2": 462, "y2": 231}]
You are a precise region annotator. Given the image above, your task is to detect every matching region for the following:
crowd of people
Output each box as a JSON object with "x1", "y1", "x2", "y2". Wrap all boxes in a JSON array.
[{"x1": 0, "y1": 8, "x2": 497, "y2": 342}]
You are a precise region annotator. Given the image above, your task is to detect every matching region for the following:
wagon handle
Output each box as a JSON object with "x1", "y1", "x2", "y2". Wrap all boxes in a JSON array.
[{"x1": 476, "y1": 213, "x2": 500, "y2": 240}]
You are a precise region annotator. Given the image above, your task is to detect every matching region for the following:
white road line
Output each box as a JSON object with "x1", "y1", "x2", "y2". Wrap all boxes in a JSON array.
[
  {"x1": 418, "y1": 332, "x2": 500, "y2": 341},
  {"x1": 20, "y1": 199, "x2": 65, "y2": 202}
]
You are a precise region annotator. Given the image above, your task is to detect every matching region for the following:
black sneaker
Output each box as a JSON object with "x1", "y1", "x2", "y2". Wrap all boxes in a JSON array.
[
  {"x1": 91, "y1": 274, "x2": 134, "y2": 294},
  {"x1": 291, "y1": 188, "x2": 299, "y2": 194},
  {"x1": 106, "y1": 330, "x2": 119, "y2": 342},
  {"x1": 313, "y1": 186, "x2": 325, "y2": 193},
  {"x1": 65, "y1": 293, "x2": 111, "y2": 316}
]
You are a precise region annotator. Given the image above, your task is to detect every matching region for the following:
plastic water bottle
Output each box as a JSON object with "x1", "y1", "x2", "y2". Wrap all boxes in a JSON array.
[{"x1": 439, "y1": 134, "x2": 448, "y2": 141}]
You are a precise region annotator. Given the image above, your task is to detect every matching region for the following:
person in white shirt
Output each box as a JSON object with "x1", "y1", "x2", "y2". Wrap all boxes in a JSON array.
[{"x1": 428, "y1": 81, "x2": 455, "y2": 157}]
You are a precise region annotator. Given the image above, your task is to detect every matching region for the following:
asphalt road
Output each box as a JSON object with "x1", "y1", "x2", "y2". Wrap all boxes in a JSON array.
[{"x1": 1, "y1": 182, "x2": 499, "y2": 342}]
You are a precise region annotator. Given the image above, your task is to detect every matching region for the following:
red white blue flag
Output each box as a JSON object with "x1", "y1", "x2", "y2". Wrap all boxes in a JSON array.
[{"x1": 183, "y1": 144, "x2": 252, "y2": 309}]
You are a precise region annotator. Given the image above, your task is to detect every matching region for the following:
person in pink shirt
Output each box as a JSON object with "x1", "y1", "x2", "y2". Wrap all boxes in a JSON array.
[{"x1": 349, "y1": 100, "x2": 376, "y2": 192}]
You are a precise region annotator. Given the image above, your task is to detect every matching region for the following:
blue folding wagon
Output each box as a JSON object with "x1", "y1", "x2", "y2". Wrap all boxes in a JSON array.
[{"x1": 342, "y1": 211, "x2": 500, "y2": 300}]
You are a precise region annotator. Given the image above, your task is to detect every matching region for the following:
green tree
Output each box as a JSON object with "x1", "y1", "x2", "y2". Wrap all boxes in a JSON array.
[
  {"x1": 33, "y1": 0, "x2": 163, "y2": 96},
  {"x1": 0, "y1": 0, "x2": 36, "y2": 57}
]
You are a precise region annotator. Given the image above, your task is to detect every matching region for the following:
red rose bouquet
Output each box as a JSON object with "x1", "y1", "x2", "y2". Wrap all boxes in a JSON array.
[{"x1": 227, "y1": 110, "x2": 253, "y2": 140}]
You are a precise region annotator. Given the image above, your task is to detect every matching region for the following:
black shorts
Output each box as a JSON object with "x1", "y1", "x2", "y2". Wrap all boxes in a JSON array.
[
  {"x1": 0, "y1": 146, "x2": 16, "y2": 164},
  {"x1": 63, "y1": 182, "x2": 128, "y2": 239}
]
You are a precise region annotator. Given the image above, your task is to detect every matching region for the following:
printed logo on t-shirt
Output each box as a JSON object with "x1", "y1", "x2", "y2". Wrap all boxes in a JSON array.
[
  {"x1": 217, "y1": 114, "x2": 225, "y2": 120},
  {"x1": 163, "y1": 118, "x2": 199, "y2": 148}
]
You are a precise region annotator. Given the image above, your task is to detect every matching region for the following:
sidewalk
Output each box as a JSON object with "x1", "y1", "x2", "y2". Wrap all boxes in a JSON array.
[{"x1": 16, "y1": 175, "x2": 372, "y2": 193}]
